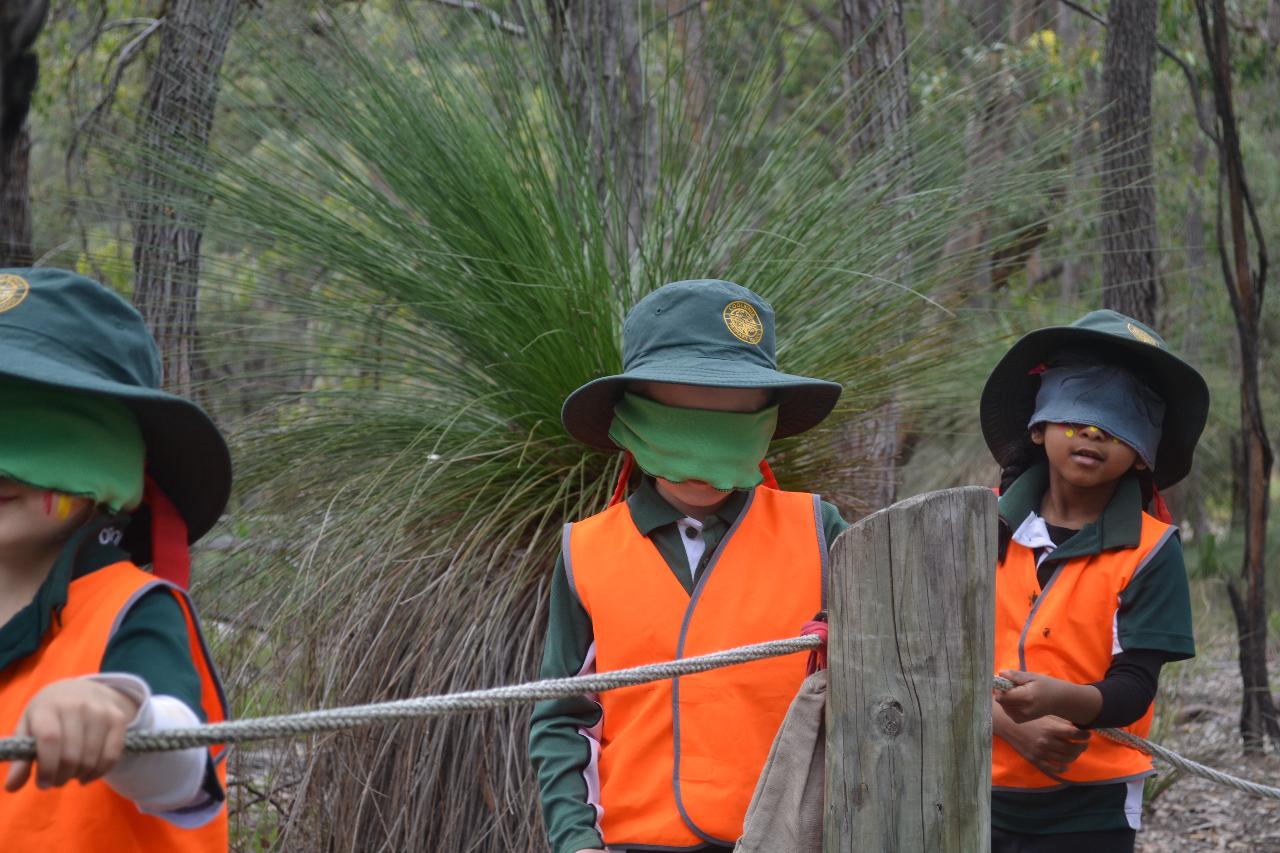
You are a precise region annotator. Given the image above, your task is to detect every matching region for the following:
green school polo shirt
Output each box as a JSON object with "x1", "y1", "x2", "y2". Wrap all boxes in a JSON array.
[
  {"x1": 992, "y1": 465, "x2": 1194, "y2": 835},
  {"x1": 0, "y1": 515, "x2": 206, "y2": 720},
  {"x1": 529, "y1": 478, "x2": 847, "y2": 853}
]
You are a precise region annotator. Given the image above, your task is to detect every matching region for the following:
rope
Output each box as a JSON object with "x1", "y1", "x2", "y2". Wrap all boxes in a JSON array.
[
  {"x1": 0, "y1": 635, "x2": 821, "y2": 762},
  {"x1": 990, "y1": 675, "x2": 1280, "y2": 800},
  {"x1": 0, "y1": 635, "x2": 1275, "y2": 801}
]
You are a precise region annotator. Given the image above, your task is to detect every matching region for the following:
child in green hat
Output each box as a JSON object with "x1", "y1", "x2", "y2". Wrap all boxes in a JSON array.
[
  {"x1": 0, "y1": 268, "x2": 232, "y2": 851},
  {"x1": 980, "y1": 309, "x2": 1208, "y2": 852},
  {"x1": 529, "y1": 279, "x2": 847, "y2": 853}
]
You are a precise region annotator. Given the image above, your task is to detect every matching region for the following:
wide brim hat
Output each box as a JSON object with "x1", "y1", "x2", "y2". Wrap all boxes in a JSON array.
[
  {"x1": 980, "y1": 309, "x2": 1209, "y2": 490},
  {"x1": 563, "y1": 279, "x2": 843, "y2": 451},
  {"x1": 0, "y1": 268, "x2": 231, "y2": 565}
]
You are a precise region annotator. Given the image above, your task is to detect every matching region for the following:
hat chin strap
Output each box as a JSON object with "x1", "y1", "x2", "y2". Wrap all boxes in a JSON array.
[{"x1": 143, "y1": 474, "x2": 191, "y2": 588}]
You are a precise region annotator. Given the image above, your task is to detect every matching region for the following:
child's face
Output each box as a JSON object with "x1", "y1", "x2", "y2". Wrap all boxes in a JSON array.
[
  {"x1": 1031, "y1": 423, "x2": 1145, "y2": 489},
  {"x1": 0, "y1": 478, "x2": 93, "y2": 558},
  {"x1": 631, "y1": 381, "x2": 772, "y2": 507}
]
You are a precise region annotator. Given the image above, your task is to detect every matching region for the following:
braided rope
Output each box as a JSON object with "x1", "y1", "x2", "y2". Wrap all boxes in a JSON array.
[
  {"x1": 0, "y1": 635, "x2": 821, "y2": 762},
  {"x1": 990, "y1": 675, "x2": 1280, "y2": 799},
  {"x1": 1, "y1": 636, "x2": 1275, "y2": 800}
]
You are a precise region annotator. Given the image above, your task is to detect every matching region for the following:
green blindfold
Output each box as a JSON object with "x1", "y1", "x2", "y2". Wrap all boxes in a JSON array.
[
  {"x1": 608, "y1": 392, "x2": 777, "y2": 490},
  {"x1": 0, "y1": 377, "x2": 145, "y2": 511}
]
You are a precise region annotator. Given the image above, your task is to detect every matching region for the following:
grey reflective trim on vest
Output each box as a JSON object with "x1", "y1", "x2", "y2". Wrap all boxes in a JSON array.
[
  {"x1": 562, "y1": 522, "x2": 586, "y2": 610},
  {"x1": 1131, "y1": 525, "x2": 1177, "y2": 581},
  {"x1": 670, "y1": 488, "x2": 757, "y2": 847},
  {"x1": 1017, "y1": 561, "x2": 1065, "y2": 672},
  {"x1": 107, "y1": 575, "x2": 231, "y2": 766},
  {"x1": 993, "y1": 768, "x2": 1156, "y2": 794},
  {"x1": 812, "y1": 494, "x2": 828, "y2": 610}
]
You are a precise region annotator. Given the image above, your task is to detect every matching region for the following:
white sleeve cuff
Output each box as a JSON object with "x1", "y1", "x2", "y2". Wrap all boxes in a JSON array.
[{"x1": 90, "y1": 673, "x2": 221, "y2": 826}]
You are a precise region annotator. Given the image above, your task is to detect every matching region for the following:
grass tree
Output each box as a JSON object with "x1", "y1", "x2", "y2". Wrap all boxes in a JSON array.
[{"x1": 181, "y1": 5, "x2": 1078, "y2": 849}]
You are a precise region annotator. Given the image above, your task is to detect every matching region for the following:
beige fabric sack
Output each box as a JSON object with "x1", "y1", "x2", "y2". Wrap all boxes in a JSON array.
[{"x1": 734, "y1": 669, "x2": 826, "y2": 853}]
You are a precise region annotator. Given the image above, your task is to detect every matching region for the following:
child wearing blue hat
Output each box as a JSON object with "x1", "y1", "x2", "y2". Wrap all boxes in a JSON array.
[
  {"x1": 530, "y1": 280, "x2": 846, "y2": 853},
  {"x1": 0, "y1": 268, "x2": 231, "y2": 851},
  {"x1": 980, "y1": 310, "x2": 1208, "y2": 852}
]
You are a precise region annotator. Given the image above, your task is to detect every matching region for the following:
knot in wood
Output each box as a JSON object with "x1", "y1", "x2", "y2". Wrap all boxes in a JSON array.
[{"x1": 875, "y1": 699, "x2": 904, "y2": 737}]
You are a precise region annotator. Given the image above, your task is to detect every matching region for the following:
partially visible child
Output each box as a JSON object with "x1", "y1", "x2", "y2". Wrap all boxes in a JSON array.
[
  {"x1": 979, "y1": 310, "x2": 1208, "y2": 853},
  {"x1": 0, "y1": 267, "x2": 232, "y2": 850},
  {"x1": 529, "y1": 279, "x2": 847, "y2": 853}
]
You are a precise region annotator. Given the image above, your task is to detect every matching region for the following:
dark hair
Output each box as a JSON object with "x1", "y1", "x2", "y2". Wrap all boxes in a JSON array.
[{"x1": 999, "y1": 438, "x2": 1046, "y2": 496}]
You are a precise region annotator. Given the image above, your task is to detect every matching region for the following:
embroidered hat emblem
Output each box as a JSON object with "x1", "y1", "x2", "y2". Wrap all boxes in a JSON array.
[
  {"x1": 1126, "y1": 322, "x2": 1158, "y2": 346},
  {"x1": 723, "y1": 300, "x2": 764, "y2": 344},
  {"x1": 0, "y1": 274, "x2": 29, "y2": 313}
]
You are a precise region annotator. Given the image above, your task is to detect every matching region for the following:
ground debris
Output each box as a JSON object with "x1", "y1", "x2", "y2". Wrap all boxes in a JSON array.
[{"x1": 1138, "y1": 643, "x2": 1280, "y2": 852}]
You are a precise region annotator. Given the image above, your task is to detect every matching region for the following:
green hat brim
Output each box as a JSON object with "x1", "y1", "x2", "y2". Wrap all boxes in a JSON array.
[
  {"x1": 980, "y1": 325, "x2": 1208, "y2": 490},
  {"x1": 562, "y1": 355, "x2": 842, "y2": 451},
  {"x1": 0, "y1": 341, "x2": 231, "y2": 564}
]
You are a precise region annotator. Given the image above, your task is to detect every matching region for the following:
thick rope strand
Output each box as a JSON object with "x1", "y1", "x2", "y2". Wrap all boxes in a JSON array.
[
  {"x1": 0, "y1": 635, "x2": 821, "y2": 762},
  {"x1": 2, "y1": 637, "x2": 1276, "y2": 801}
]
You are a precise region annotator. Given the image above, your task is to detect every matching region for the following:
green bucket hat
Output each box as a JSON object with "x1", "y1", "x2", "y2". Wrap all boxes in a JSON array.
[
  {"x1": 562, "y1": 279, "x2": 842, "y2": 450},
  {"x1": 0, "y1": 267, "x2": 232, "y2": 567},
  {"x1": 980, "y1": 309, "x2": 1209, "y2": 489}
]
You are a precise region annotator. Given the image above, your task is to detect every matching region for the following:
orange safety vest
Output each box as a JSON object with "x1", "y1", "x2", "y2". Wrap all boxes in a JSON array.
[
  {"x1": 0, "y1": 561, "x2": 228, "y2": 851},
  {"x1": 566, "y1": 486, "x2": 824, "y2": 848},
  {"x1": 993, "y1": 512, "x2": 1177, "y2": 790}
]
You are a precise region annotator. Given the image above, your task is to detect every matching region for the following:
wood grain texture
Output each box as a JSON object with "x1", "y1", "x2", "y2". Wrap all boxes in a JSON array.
[{"x1": 824, "y1": 486, "x2": 997, "y2": 852}]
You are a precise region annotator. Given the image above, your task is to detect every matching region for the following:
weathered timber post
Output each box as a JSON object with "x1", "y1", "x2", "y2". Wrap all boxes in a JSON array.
[{"x1": 824, "y1": 486, "x2": 997, "y2": 852}]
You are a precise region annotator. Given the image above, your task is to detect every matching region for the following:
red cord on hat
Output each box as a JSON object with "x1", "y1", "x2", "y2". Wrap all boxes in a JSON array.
[
  {"x1": 1151, "y1": 485, "x2": 1173, "y2": 524},
  {"x1": 608, "y1": 452, "x2": 635, "y2": 508},
  {"x1": 143, "y1": 474, "x2": 191, "y2": 588},
  {"x1": 801, "y1": 615, "x2": 828, "y2": 674}
]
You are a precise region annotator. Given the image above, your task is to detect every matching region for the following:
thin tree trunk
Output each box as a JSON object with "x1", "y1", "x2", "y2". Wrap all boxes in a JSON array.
[
  {"x1": 1196, "y1": 0, "x2": 1279, "y2": 753},
  {"x1": 545, "y1": 0, "x2": 646, "y2": 247},
  {"x1": 0, "y1": 0, "x2": 48, "y2": 267},
  {"x1": 0, "y1": 124, "x2": 32, "y2": 266},
  {"x1": 841, "y1": 0, "x2": 911, "y2": 511},
  {"x1": 131, "y1": 0, "x2": 238, "y2": 398},
  {"x1": 1099, "y1": 0, "x2": 1160, "y2": 325}
]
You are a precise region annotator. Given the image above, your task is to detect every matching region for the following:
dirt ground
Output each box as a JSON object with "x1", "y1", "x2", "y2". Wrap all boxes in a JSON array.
[{"x1": 1137, "y1": 625, "x2": 1280, "y2": 852}]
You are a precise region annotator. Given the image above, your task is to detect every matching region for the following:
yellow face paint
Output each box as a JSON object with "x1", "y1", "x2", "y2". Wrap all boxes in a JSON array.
[
  {"x1": 56, "y1": 495, "x2": 72, "y2": 519},
  {"x1": 1064, "y1": 427, "x2": 1075, "y2": 438}
]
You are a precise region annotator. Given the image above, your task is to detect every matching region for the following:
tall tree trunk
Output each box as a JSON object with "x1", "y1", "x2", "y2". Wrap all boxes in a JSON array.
[
  {"x1": 1196, "y1": 0, "x2": 1279, "y2": 753},
  {"x1": 0, "y1": 0, "x2": 48, "y2": 267},
  {"x1": 131, "y1": 0, "x2": 238, "y2": 398},
  {"x1": 1099, "y1": 0, "x2": 1160, "y2": 325},
  {"x1": 545, "y1": 0, "x2": 646, "y2": 252},
  {"x1": 841, "y1": 0, "x2": 911, "y2": 512},
  {"x1": 0, "y1": 124, "x2": 32, "y2": 265}
]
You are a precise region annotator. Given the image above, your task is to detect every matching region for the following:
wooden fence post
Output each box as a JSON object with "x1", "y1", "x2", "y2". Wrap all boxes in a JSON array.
[{"x1": 824, "y1": 486, "x2": 998, "y2": 851}]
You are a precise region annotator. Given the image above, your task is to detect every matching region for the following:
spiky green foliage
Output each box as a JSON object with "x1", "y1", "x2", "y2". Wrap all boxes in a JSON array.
[{"x1": 185, "y1": 6, "x2": 1076, "y2": 850}]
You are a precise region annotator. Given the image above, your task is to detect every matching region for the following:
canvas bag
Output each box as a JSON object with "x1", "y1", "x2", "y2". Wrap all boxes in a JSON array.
[{"x1": 734, "y1": 669, "x2": 827, "y2": 852}]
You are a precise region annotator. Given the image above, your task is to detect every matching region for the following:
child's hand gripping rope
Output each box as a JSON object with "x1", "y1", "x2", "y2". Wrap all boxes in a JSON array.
[{"x1": 4, "y1": 678, "x2": 141, "y2": 792}]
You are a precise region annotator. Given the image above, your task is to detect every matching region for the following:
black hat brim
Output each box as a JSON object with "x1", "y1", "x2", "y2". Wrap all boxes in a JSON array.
[
  {"x1": 562, "y1": 355, "x2": 843, "y2": 451},
  {"x1": 0, "y1": 343, "x2": 231, "y2": 564},
  {"x1": 980, "y1": 325, "x2": 1209, "y2": 489}
]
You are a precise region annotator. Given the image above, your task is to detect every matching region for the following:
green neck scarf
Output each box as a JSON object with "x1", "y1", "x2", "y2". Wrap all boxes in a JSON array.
[
  {"x1": 0, "y1": 377, "x2": 145, "y2": 511},
  {"x1": 607, "y1": 392, "x2": 778, "y2": 490}
]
